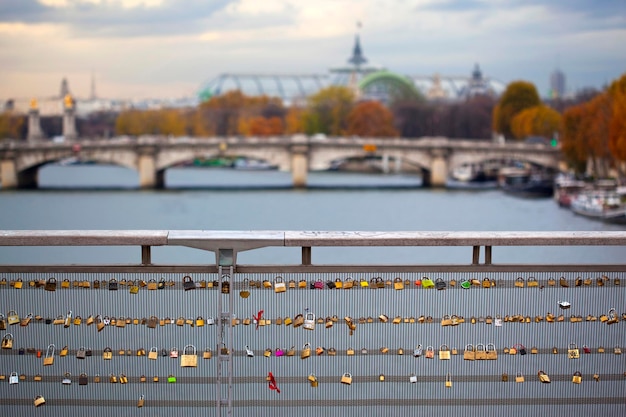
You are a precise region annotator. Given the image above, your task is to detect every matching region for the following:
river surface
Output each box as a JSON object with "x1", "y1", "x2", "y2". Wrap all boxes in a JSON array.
[{"x1": 0, "y1": 164, "x2": 624, "y2": 265}]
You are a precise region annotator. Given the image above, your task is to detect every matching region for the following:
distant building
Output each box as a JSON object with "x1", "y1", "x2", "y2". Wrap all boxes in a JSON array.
[{"x1": 550, "y1": 68, "x2": 566, "y2": 99}]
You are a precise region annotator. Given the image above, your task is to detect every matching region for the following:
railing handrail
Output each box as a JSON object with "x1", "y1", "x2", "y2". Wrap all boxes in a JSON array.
[{"x1": 2, "y1": 230, "x2": 626, "y2": 249}]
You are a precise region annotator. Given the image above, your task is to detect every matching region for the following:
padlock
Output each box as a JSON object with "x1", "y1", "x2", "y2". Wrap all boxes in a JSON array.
[
  {"x1": 220, "y1": 344, "x2": 230, "y2": 356},
  {"x1": 275, "y1": 347, "x2": 284, "y2": 356},
  {"x1": 439, "y1": 345, "x2": 451, "y2": 360},
  {"x1": 538, "y1": 370, "x2": 551, "y2": 383},
  {"x1": 435, "y1": 278, "x2": 446, "y2": 290},
  {"x1": 486, "y1": 343, "x2": 498, "y2": 360},
  {"x1": 445, "y1": 373, "x2": 452, "y2": 388},
  {"x1": 380, "y1": 346, "x2": 389, "y2": 354},
  {"x1": 547, "y1": 277, "x2": 556, "y2": 286},
  {"x1": 1, "y1": 333, "x2": 13, "y2": 349},
  {"x1": 308, "y1": 374, "x2": 319, "y2": 387},
  {"x1": 203, "y1": 348, "x2": 212, "y2": 359},
  {"x1": 531, "y1": 346, "x2": 539, "y2": 354},
  {"x1": 96, "y1": 316, "x2": 106, "y2": 332},
  {"x1": 264, "y1": 348, "x2": 273, "y2": 357},
  {"x1": 0, "y1": 314, "x2": 5, "y2": 330},
  {"x1": 245, "y1": 345, "x2": 254, "y2": 357},
  {"x1": 346, "y1": 347, "x2": 355, "y2": 356},
  {"x1": 409, "y1": 373, "x2": 418, "y2": 383},
  {"x1": 606, "y1": 308, "x2": 619, "y2": 325},
  {"x1": 527, "y1": 276, "x2": 539, "y2": 287},
  {"x1": 474, "y1": 344, "x2": 486, "y2": 360},
  {"x1": 167, "y1": 375, "x2": 176, "y2": 383},
  {"x1": 303, "y1": 312, "x2": 315, "y2": 330},
  {"x1": 287, "y1": 279, "x2": 296, "y2": 289},
  {"x1": 422, "y1": 277, "x2": 435, "y2": 288},
  {"x1": 93, "y1": 374, "x2": 101, "y2": 383},
  {"x1": 9, "y1": 372, "x2": 19, "y2": 385},
  {"x1": 43, "y1": 277, "x2": 57, "y2": 291},
  {"x1": 34, "y1": 395, "x2": 46, "y2": 407},
  {"x1": 102, "y1": 347, "x2": 113, "y2": 360},
  {"x1": 516, "y1": 344, "x2": 527, "y2": 355},
  {"x1": 514, "y1": 277, "x2": 525, "y2": 287},
  {"x1": 7, "y1": 310, "x2": 19, "y2": 325},
  {"x1": 273, "y1": 276, "x2": 286, "y2": 292},
  {"x1": 221, "y1": 275, "x2": 230, "y2": 294},
  {"x1": 441, "y1": 315, "x2": 452, "y2": 326},
  {"x1": 568, "y1": 343, "x2": 580, "y2": 359},
  {"x1": 137, "y1": 395, "x2": 145, "y2": 408},
  {"x1": 180, "y1": 345, "x2": 198, "y2": 367},
  {"x1": 485, "y1": 315, "x2": 493, "y2": 325},
  {"x1": 43, "y1": 344, "x2": 55, "y2": 366},
  {"x1": 153, "y1": 375, "x2": 159, "y2": 383},
  {"x1": 326, "y1": 279, "x2": 336, "y2": 289},
  {"x1": 393, "y1": 277, "x2": 404, "y2": 290},
  {"x1": 108, "y1": 278, "x2": 118, "y2": 290},
  {"x1": 62, "y1": 372, "x2": 72, "y2": 385},
  {"x1": 185, "y1": 317, "x2": 193, "y2": 326},
  {"x1": 148, "y1": 347, "x2": 158, "y2": 360},
  {"x1": 340, "y1": 372, "x2": 353, "y2": 385},
  {"x1": 332, "y1": 278, "x2": 343, "y2": 289},
  {"x1": 119, "y1": 374, "x2": 129, "y2": 384},
  {"x1": 146, "y1": 278, "x2": 157, "y2": 290},
  {"x1": 425, "y1": 346, "x2": 435, "y2": 359},
  {"x1": 169, "y1": 347, "x2": 179, "y2": 358},
  {"x1": 176, "y1": 316, "x2": 185, "y2": 326},
  {"x1": 116, "y1": 316, "x2": 126, "y2": 328},
  {"x1": 495, "y1": 316, "x2": 503, "y2": 326},
  {"x1": 136, "y1": 347, "x2": 146, "y2": 356},
  {"x1": 59, "y1": 278, "x2": 70, "y2": 288},
  {"x1": 515, "y1": 373, "x2": 524, "y2": 383},
  {"x1": 572, "y1": 371, "x2": 582, "y2": 384},
  {"x1": 129, "y1": 280, "x2": 139, "y2": 294},
  {"x1": 76, "y1": 346, "x2": 86, "y2": 359},
  {"x1": 182, "y1": 275, "x2": 196, "y2": 291},
  {"x1": 59, "y1": 345, "x2": 68, "y2": 356},
  {"x1": 583, "y1": 345, "x2": 591, "y2": 354},
  {"x1": 79, "y1": 373, "x2": 88, "y2": 386},
  {"x1": 34, "y1": 374, "x2": 43, "y2": 382},
  {"x1": 463, "y1": 344, "x2": 475, "y2": 361},
  {"x1": 301, "y1": 343, "x2": 311, "y2": 359},
  {"x1": 206, "y1": 316, "x2": 215, "y2": 325},
  {"x1": 325, "y1": 317, "x2": 334, "y2": 328},
  {"x1": 614, "y1": 346, "x2": 622, "y2": 355},
  {"x1": 360, "y1": 347, "x2": 368, "y2": 355}
]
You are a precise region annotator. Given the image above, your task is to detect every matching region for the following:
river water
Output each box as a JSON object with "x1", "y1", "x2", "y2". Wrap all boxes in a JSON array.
[{"x1": 0, "y1": 164, "x2": 624, "y2": 265}]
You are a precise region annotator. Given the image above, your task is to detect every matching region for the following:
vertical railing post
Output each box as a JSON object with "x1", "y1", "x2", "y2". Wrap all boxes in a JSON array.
[{"x1": 217, "y1": 249, "x2": 234, "y2": 417}]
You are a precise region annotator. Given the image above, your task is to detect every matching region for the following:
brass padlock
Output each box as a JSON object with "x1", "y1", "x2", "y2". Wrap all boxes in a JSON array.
[
  {"x1": 93, "y1": 374, "x2": 101, "y2": 383},
  {"x1": 140, "y1": 375, "x2": 147, "y2": 383},
  {"x1": 393, "y1": 277, "x2": 404, "y2": 290},
  {"x1": 538, "y1": 370, "x2": 551, "y2": 383},
  {"x1": 7, "y1": 310, "x2": 20, "y2": 326},
  {"x1": 119, "y1": 374, "x2": 129, "y2": 384},
  {"x1": 308, "y1": 374, "x2": 319, "y2": 387},
  {"x1": 346, "y1": 347, "x2": 355, "y2": 356},
  {"x1": 129, "y1": 280, "x2": 139, "y2": 294},
  {"x1": 180, "y1": 345, "x2": 198, "y2": 367},
  {"x1": 301, "y1": 343, "x2": 312, "y2": 359},
  {"x1": 43, "y1": 344, "x2": 55, "y2": 366},
  {"x1": 102, "y1": 347, "x2": 113, "y2": 360},
  {"x1": 79, "y1": 373, "x2": 88, "y2": 386},
  {"x1": 340, "y1": 372, "x2": 353, "y2": 385},
  {"x1": 439, "y1": 345, "x2": 451, "y2": 360},
  {"x1": 502, "y1": 373, "x2": 509, "y2": 382},
  {"x1": 572, "y1": 371, "x2": 582, "y2": 384},
  {"x1": 445, "y1": 373, "x2": 452, "y2": 388},
  {"x1": 147, "y1": 279, "x2": 157, "y2": 290},
  {"x1": 137, "y1": 395, "x2": 145, "y2": 408},
  {"x1": 148, "y1": 347, "x2": 158, "y2": 360},
  {"x1": 203, "y1": 348, "x2": 212, "y2": 359},
  {"x1": 34, "y1": 395, "x2": 46, "y2": 407},
  {"x1": 221, "y1": 275, "x2": 230, "y2": 294},
  {"x1": 515, "y1": 373, "x2": 524, "y2": 383},
  {"x1": 274, "y1": 276, "x2": 286, "y2": 293}
]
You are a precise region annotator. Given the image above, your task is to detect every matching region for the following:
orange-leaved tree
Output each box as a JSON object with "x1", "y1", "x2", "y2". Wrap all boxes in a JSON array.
[
  {"x1": 608, "y1": 74, "x2": 626, "y2": 175},
  {"x1": 346, "y1": 100, "x2": 398, "y2": 137},
  {"x1": 492, "y1": 81, "x2": 541, "y2": 139},
  {"x1": 510, "y1": 105, "x2": 562, "y2": 140}
]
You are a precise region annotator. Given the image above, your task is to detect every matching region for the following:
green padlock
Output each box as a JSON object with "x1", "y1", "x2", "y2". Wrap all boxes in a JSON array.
[
  {"x1": 460, "y1": 280, "x2": 471, "y2": 289},
  {"x1": 421, "y1": 277, "x2": 435, "y2": 289},
  {"x1": 167, "y1": 375, "x2": 176, "y2": 383}
]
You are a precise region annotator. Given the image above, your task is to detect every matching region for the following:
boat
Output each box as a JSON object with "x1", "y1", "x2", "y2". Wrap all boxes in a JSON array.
[
  {"x1": 570, "y1": 189, "x2": 626, "y2": 224},
  {"x1": 553, "y1": 175, "x2": 587, "y2": 207},
  {"x1": 499, "y1": 169, "x2": 554, "y2": 198},
  {"x1": 232, "y1": 158, "x2": 278, "y2": 171}
]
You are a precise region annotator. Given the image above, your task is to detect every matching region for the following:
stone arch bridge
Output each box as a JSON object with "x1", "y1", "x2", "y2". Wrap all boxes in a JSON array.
[{"x1": 0, "y1": 136, "x2": 562, "y2": 189}]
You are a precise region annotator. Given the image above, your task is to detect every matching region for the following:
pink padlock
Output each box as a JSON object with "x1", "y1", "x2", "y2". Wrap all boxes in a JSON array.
[
  {"x1": 275, "y1": 348, "x2": 284, "y2": 357},
  {"x1": 169, "y1": 347, "x2": 179, "y2": 358},
  {"x1": 314, "y1": 279, "x2": 324, "y2": 289}
]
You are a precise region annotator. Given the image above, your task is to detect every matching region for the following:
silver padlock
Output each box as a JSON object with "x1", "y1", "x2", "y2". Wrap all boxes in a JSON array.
[
  {"x1": 102, "y1": 316, "x2": 111, "y2": 325},
  {"x1": 303, "y1": 313, "x2": 316, "y2": 330},
  {"x1": 245, "y1": 345, "x2": 254, "y2": 357},
  {"x1": 413, "y1": 344, "x2": 423, "y2": 357},
  {"x1": 409, "y1": 373, "x2": 418, "y2": 383},
  {"x1": 9, "y1": 372, "x2": 19, "y2": 385},
  {"x1": 494, "y1": 316, "x2": 503, "y2": 327},
  {"x1": 61, "y1": 372, "x2": 72, "y2": 385},
  {"x1": 206, "y1": 316, "x2": 215, "y2": 325}
]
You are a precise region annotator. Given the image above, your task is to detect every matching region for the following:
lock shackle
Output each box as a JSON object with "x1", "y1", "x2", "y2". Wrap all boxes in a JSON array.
[
  {"x1": 439, "y1": 344, "x2": 449, "y2": 351},
  {"x1": 303, "y1": 342, "x2": 311, "y2": 349},
  {"x1": 513, "y1": 343, "x2": 525, "y2": 349},
  {"x1": 149, "y1": 346, "x2": 158, "y2": 353},
  {"x1": 182, "y1": 275, "x2": 192, "y2": 282},
  {"x1": 607, "y1": 308, "x2": 617, "y2": 317},
  {"x1": 305, "y1": 312, "x2": 315, "y2": 320},
  {"x1": 64, "y1": 372, "x2": 71, "y2": 377},
  {"x1": 446, "y1": 372, "x2": 452, "y2": 382},
  {"x1": 464, "y1": 344, "x2": 474, "y2": 351},
  {"x1": 66, "y1": 310, "x2": 72, "y2": 317},
  {"x1": 342, "y1": 372, "x2": 352, "y2": 378},
  {"x1": 274, "y1": 276, "x2": 284, "y2": 283},
  {"x1": 486, "y1": 343, "x2": 496, "y2": 352},
  {"x1": 426, "y1": 346, "x2": 434, "y2": 351},
  {"x1": 45, "y1": 344, "x2": 55, "y2": 357},
  {"x1": 568, "y1": 342, "x2": 578, "y2": 349},
  {"x1": 2, "y1": 333, "x2": 13, "y2": 340},
  {"x1": 573, "y1": 371, "x2": 582, "y2": 376}
]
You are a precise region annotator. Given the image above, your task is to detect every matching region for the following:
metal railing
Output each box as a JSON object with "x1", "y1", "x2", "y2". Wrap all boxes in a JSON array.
[{"x1": 1, "y1": 230, "x2": 625, "y2": 417}]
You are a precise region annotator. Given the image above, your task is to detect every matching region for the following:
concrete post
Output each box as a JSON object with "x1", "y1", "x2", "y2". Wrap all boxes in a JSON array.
[
  {"x1": 62, "y1": 107, "x2": 77, "y2": 141},
  {"x1": 290, "y1": 135, "x2": 309, "y2": 188},
  {"x1": 27, "y1": 109, "x2": 44, "y2": 142}
]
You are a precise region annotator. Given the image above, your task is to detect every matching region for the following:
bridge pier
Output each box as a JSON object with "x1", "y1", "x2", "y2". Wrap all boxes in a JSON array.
[
  {"x1": 427, "y1": 150, "x2": 449, "y2": 188},
  {"x1": 1, "y1": 157, "x2": 38, "y2": 189},
  {"x1": 62, "y1": 106, "x2": 77, "y2": 141},
  {"x1": 291, "y1": 135, "x2": 309, "y2": 188},
  {"x1": 137, "y1": 146, "x2": 164, "y2": 189}
]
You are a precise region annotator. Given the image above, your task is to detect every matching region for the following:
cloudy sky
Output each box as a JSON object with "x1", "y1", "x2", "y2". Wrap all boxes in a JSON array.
[{"x1": 1, "y1": 0, "x2": 624, "y2": 100}]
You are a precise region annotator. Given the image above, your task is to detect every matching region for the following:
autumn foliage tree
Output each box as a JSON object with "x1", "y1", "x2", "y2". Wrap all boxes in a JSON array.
[
  {"x1": 115, "y1": 109, "x2": 186, "y2": 136},
  {"x1": 302, "y1": 86, "x2": 354, "y2": 135},
  {"x1": 510, "y1": 105, "x2": 562, "y2": 140},
  {"x1": 346, "y1": 100, "x2": 398, "y2": 137},
  {"x1": 0, "y1": 112, "x2": 25, "y2": 140},
  {"x1": 492, "y1": 81, "x2": 541, "y2": 139},
  {"x1": 608, "y1": 74, "x2": 626, "y2": 175}
]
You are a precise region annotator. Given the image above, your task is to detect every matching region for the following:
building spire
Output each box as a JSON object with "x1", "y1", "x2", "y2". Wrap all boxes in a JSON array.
[{"x1": 348, "y1": 21, "x2": 367, "y2": 68}]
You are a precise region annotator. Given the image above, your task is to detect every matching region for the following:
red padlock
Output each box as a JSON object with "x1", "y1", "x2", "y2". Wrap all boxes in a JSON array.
[
  {"x1": 583, "y1": 345, "x2": 591, "y2": 354},
  {"x1": 37, "y1": 350, "x2": 42, "y2": 358},
  {"x1": 415, "y1": 279, "x2": 422, "y2": 286}
]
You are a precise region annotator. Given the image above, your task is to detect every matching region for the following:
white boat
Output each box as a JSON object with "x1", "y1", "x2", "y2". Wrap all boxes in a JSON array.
[
  {"x1": 232, "y1": 158, "x2": 278, "y2": 171},
  {"x1": 570, "y1": 190, "x2": 626, "y2": 224}
]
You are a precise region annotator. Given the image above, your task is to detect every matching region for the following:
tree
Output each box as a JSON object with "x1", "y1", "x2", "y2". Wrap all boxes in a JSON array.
[
  {"x1": 346, "y1": 101, "x2": 398, "y2": 137},
  {"x1": 492, "y1": 81, "x2": 541, "y2": 139},
  {"x1": 0, "y1": 112, "x2": 25, "y2": 140},
  {"x1": 510, "y1": 105, "x2": 562, "y2": 140},
  {"x1": 608, "y1": 74, "x2": 626, "y2": 176},
  {"x1": 302, "y1": 86, "x2": 354, "y2": 135},
  {"x1": 561, "y1": 104, "x2": 589, "y2": 174}
]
